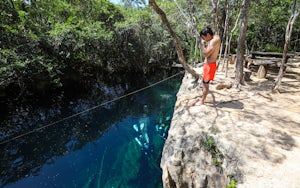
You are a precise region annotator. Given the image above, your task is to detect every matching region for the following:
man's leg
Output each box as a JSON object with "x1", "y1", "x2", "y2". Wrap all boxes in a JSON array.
[
  {"x1": 200, "y1": 82, "x2": 209, "y2": 104},
  {"x1": 195, "y1": 81, "x2": 209, "y2": 105}
]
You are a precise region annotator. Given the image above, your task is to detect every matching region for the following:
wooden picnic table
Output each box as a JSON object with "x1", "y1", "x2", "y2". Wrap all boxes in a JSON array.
[
  {"x1": 248, "y1": 51, "x2": 295, "y2": 79},
  {"x1": 250, "y1": 51, "x2": 294, "y2": 59},
  {"x1": 249, "y1": 52, "x2": 282, "y2": 79}
]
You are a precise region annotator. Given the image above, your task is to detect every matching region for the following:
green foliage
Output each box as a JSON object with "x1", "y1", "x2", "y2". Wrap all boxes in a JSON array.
[
  {"x1": 248, "y1": 0, "x2": 298, "y2": 51},
  {"x1": 1, "y1": 0, "x2": 299, "y2": 101},
  {"x1": 0, "y1": 0, "x2": 126, "y2": 99},
  {"x1": 227, "y1": 179, "x2": 237, "y2": 188},
  {"x1": 227, "y1": 174, "x2": 237, "y2": 188},
  {"x1": 202, "y1": 135, "x2": 224, "y2": 168},
  {"x1": 203, "y1": 136, "x2": 217, "y2": 151},
  {"x1": 265, "y1": 44, "x2": 283, "y2": 53},
  {"x1": 114, "y1": 5, "x2": 176, "y2": 70}
]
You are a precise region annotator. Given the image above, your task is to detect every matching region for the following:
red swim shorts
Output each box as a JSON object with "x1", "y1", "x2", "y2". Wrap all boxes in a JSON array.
[{"x1": 202, "y1": 62, "x2": 217, "y2": 82}]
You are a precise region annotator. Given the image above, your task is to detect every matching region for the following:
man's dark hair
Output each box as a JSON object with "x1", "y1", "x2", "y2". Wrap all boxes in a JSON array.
[{"x1": 200, "y1": 27, "x2": 214, "y2": 36}]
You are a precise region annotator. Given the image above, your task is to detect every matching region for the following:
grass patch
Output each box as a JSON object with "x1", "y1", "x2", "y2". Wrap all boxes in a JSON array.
[
  {"x1": 227, "y1": 179, "x2": 237, "y2": 188},
  {"x1": 202, "y1": 135, "x2": 224, "y2": 167}
]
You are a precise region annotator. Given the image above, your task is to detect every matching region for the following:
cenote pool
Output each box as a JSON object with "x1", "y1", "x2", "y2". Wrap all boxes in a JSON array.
[{"x1": 0, "y1": 73, "x2": 183, "y2": 188}]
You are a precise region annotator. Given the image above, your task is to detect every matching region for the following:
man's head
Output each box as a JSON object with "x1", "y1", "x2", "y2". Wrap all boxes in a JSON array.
[{"x1": 200, "y1": 27, "x2": 214, "y2": 41}]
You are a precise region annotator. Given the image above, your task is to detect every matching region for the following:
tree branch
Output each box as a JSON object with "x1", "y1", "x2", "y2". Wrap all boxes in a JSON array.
[{"x1": 149, "y1": 0, "x2": 199, "y2": 79}]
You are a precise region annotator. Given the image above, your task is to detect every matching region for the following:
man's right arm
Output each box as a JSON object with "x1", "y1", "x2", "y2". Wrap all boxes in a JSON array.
[{"x1": 202, "y1": 40, "x2": 215, "y2": 58}]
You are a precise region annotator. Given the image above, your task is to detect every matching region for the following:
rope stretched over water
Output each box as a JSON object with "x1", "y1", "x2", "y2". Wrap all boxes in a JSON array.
[{"x1": 0, "y1": 71, "x2": 185, "y2": 145}]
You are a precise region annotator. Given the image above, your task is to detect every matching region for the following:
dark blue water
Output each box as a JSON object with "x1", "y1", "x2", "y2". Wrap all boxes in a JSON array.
[{"x1": 0, "y1": 74, "x2": 182, "y2": 188}]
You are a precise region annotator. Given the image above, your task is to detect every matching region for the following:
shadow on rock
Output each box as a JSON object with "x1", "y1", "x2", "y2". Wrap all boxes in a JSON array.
[{"x1": 215, "y1": 101, "x2": 244, "y2": 110}]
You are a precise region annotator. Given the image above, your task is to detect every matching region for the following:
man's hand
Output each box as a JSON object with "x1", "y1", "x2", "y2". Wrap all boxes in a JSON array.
[{"x1": 201, "y1": 39, "x2": 207, "y2": 47}]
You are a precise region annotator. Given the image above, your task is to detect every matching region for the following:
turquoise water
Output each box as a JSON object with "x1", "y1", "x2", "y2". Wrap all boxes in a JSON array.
[{"x1": 0, "y1": 75, "x2": 182, "y2": 188}]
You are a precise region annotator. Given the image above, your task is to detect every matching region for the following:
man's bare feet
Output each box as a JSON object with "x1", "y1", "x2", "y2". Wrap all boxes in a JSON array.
[{"x1": 195, "y1": 100, "x2": 204, "y2": 106}]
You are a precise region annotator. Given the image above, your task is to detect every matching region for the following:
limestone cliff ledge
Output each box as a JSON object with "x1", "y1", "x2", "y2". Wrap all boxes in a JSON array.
[
  {"x1": 160, "y1": 69, "x2": 240, "y2": 188},
  {"x1": 160, "y1": 67, "x2": 300, "y2": 188}
]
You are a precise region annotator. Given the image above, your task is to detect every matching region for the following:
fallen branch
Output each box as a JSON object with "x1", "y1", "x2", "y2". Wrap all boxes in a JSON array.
[{"x1": 257, "y1": 92, "x2": 273, "y2": 101}]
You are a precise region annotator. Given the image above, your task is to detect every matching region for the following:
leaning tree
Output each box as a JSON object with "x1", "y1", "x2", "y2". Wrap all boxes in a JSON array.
[{"x1": 149, "y1": 0, "x2": 200, "y2": 79}]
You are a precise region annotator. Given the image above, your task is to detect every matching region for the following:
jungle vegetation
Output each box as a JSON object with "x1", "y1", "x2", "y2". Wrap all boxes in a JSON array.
[{"x1": 1, "y1": 0, "x2": 299, "y2": 101}]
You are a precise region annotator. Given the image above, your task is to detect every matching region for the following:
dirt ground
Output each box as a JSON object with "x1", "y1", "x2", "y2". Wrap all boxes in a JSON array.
[{"x1": 206, "y1": 60, "x2": 300, "y2": 188}]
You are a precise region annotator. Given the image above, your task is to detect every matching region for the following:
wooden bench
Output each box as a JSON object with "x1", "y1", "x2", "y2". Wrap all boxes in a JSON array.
[
  {"x1": 248, "y1": 51, "x2": 295, "y2": 79},
  {"x1": 250, "y1": 51, "x2": 294, "y2": 59}
]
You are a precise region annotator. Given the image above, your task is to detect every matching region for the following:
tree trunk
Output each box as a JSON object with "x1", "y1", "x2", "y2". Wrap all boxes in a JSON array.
[
  {"x1": 228, "y1": 11, "x2": 241, "y2": 57},
  {"x1": 235, "y1": 0, "x2": 251, "y2": 86},
  {"x1": 273, "y1": 0, "x2": 299, "y2": 92},
  {"x1": 219, "y1": 0, "x2": 229, "y2": 74},
  {"x1": 149, "y1": 0, "x2": 199, "y2": 79},
  {"x1": 212, "y1": 0, "x2": 220, "y2": 32}
]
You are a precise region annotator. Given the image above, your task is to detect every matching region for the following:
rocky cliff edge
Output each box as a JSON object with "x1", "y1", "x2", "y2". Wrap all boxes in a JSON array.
[{"x1": 161, "y1": 64, "x2": 300, "y2": 188}]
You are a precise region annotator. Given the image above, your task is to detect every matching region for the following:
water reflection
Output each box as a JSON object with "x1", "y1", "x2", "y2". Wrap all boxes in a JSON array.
[{"x1": 0, "y1": 75, "x2": 182, "y2": 188}]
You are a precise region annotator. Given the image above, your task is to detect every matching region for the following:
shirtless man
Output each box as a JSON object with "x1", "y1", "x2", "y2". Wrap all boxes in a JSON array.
[{"x1": 196, "y1": 27, "x2": 221, "y2": 105}]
